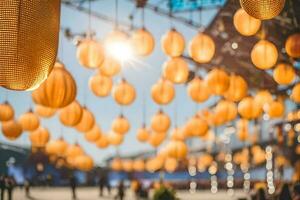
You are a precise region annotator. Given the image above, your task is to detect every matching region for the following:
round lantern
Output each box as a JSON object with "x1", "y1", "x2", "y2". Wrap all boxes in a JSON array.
[
  {"x1": 164, "y1": 158, "x2": 178, "y2": 173},
  {"x1": 111, "y1": 115, "x2": 130, "y2": 135},
  {"x1": 34, "y1": 105, "x2": 56, "y2": 118},
  {"x1": 233, "y1": 8, "x2": 261, "y2": 36},
  {"x1": 251, "y1": 40, "x2": 278, "y2": 70},
  {"x1": 189, "y1": 33, "x2": 215, "y2": 64},
  {"x1": 1, "y1": 120, "x2": 22, "y2": 140},
  {"x1": 32, "y1": 62, "x2": 77, "y2": 108},
  {"x1": 122, "y1": 160, "x2": 133, "y2": 172},
  {"x1": 224, "y1": 74, "x2": 248, "y2": 102},
  {"x1": 59, "y1": 100, "x2": 83, "y2": 127},
  {"x1": 96, "y1": 135, "x2": 109, "y2": 149},
  {"x1": 107, "y1": 131, "x2": 124, "y2": 146},
  {"x1": 76, "y1": 38, "x2": 104, "y2": 68},
  {"x1": 99, "y1": 56, "x2": 121, "y2": 77},
  {"x1": 161, "y1": 28, "x2": 185, "y2": 57},
  {"x1": 151, "y1": 110, "x2": 171, "y2": 133},
  {"x1": 0, "y1": 101, "x2": 14, "y2": 122},
  {"x1": 112, "y1": 79, "x2": 136, "y2": 106},
  {"x1": 65, "y1": 144, "x2": 84, "y2": 158},
  {"x1": 146, "y1": 157, "x2": 164, "y2": 172},
  {"x1": 89, "y1": 72, "x2": 113, "y2": 97},
  {"x1": 29, "y1": 127, "x2": 50, "y2": 147},
  {"x1": 214, "y1": 100, "x2": 237, "y2": 122},
  {"x1": 45, "y1": 138, "x2": 67, "y2": 155},
  {"x1": 170, "y1": 127, "x2": 185, "y2": 141},
  {"x1": 254, "y1": 90, "x2": 273, "y2": 109},
  {"x1": 185, "y1": 115, "x2": 209, "y2": 137},
  {"x1": 162, "y1": 57, "x2": 189, "y2": 84},
  {"x1": 148, "y1": 132, "x2": 166, "y2": 148},
  {"x1": 187, "y1": 76, "x2": 211, "y2": 103},
  {"x1": 74, "y1": 155, "x2": 94, "y2": 171},
  {"x1": 167, "y1": 141, "x2": 188, "y2": 159},
  {"x1": 133, "y1": 159, "x2": 145, "y2": 172},
  {"x1": 75, "y1": 107, "x2": 95, "y2": 132},
  {"x1": 136, "y1": 126, "x2": 150, "y2": 142},
  {"x1": 205, "y1": 68, "x2": 229, "y2": 95},
  {"x1": 285, "y1": 33, "x2": 300, "y2": 58},
  {"x1": 273, "y1": 63, "x2": 295, "y2": 85},
  {"x1": 111, "y1": 158, "x2": 123, "y2": 171},
  {"x1": 105, "y1": 30, "x2": 128, "y2": 46},
  {"x1": 238, "y1": 96, "x2": 262, "y2": 119},
  {"x1": 131, "y1": 28, "x2": 155, "y2": 56},
  {"x1": 265, "y1": 100, "x2": 285, "y2": 118},
  {"x1": 84, "y1": 124, "x2": 102, "y2": 142},
  {"x1": 237, "y1": 119, "x2": 249, "y2": 142},
  {"x1": 151, "y1": 78, "x2": 175, "y2": 105},
  {"x1": 240, "y1": 0, "x2": 286, "y2": 20},
  {"x1": 291, "y1": 83, "x2": 300, "y2": 103},
  {"x1": 18, "y1": 110, "x2": 40, "y2": 131}
]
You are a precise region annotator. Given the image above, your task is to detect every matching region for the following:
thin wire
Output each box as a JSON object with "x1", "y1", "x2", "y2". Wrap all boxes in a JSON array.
[
  {"x1": 199, "y1": 0, "x2": 203, "y2": 32},
  {"x1": 168, "y1": 0, "x2": 173, "y2": 28},
  {"x1": 174, "y1": 96, "x2": 178, "y2": 127},
  {"x1": 115, "y1": 0, "x2": 119, "y2": 28},
  {"x1": 142, "y1": 90, "x2": 146, "y2": 126},
  {"x1": 88, "y1": 0, "x2": 92, "y2": 37},
  {"x1": 142, "y1": 7, "x2": 145, "y2": 28}
]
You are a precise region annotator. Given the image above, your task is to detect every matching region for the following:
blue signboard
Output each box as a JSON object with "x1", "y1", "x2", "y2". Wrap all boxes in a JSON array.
[{"x1": 170, "y1": 0, "x2": 227, "y2": 12}]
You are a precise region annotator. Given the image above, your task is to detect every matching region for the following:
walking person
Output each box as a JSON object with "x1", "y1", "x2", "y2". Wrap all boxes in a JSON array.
[
  {"x1": 69, "y1": 175, "x2": 77, "y2": 200},
  {"x1": 0, "y1": 175, "x2": 5, "y2": 200},
  {"x1": 116, "y1": 180, "x2": 125, "y2": 200},
  {"x1": 24, "y1": 179, "x2": 30, "y2": 198},
  {"x1": 98, "y1": 174, "x2": 105, "y2": 197},
  {"x1": 5, "y1": 176, "x2": 15, "y2": 200}
]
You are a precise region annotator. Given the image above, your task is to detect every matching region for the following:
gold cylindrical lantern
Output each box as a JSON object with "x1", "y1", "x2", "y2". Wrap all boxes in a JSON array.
[
  {"x1": 273, "y1": 63, "x2": 295, "y2": 85},
  {"x1": 89, "y1": 72, "x2": 113, "y2": 97},
  {"x1": 75, "y1": 107, "x2": 95, "y2": 132},
  {"x1": 59, "y1": 100, "x2": 83, "y2": 127},
  {"x1": 18, "y1": 110, "x2": 40, "y2": 131},
  {"x1": 161, "y1": 28, "x2": 185, "y2": 57},
  {"x1": 151, "y1": 78, "x2": 175, "y2": 105},
  {"x1": 285, "y1": 33, "x2": 300, "y2": 58},
  {"x1": 131, "y1": 28, "x2": 155, "y2": 56},
  {"x1": 162, "y1": 57, "x2": 189, "y2": 84},
  {"x1": 189, "y1": 33, "x2": 215, "y2": 64},
  {"x1": 0, "y1": 0, "x2": 61, "y2": 91},
  {"x1": 1, "y1": 120, "x2": 22, "y2": 140},
  {"x1": 112, "y1": 79, "x2": 136, "y2": 106},
  {"x1": 233, "y1": 8, "x2": 261, "y2": 36},
  {"x1": 187, "y1": 76, "x2": 211, "y2": 103},
  {"x1": 0, "y1": 101, "x2": 14, "y2": 122},
  {"x1": 251, "y1": 40, "x2": 278, "y2": 70}
]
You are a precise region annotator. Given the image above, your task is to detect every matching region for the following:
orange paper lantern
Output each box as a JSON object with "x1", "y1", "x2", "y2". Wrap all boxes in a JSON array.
[
  {"x1": 112, "y1": 79, "x2": 136, "y2": 106},
  {"x1": 18, "y1": 110, "x2": 40, "y2": 131},
  {"x1": 224, "y1": 74, "x2": 248, "y2": 102},
  {"x1": 136, "y1": 126, "x2": 150, "y2": 142},
  {"x1": 1, "y1": 120, "x2": 22, "y2": 140},
  {"x1": 238, "y1": 96, "x2": 262, "y2": 119},
  {"x1": 29, "y1": 127, "x2": 50, "y2": 147},
  {"x1": 131, "y1": 28, "x2": 155, "y2": 56},
  {"x1": 187, "y1": 76, "x2": 211, "y2": 103},
  {"x1": 107, "y1": 131, "x2": 124, "y2": 146},
  {"x1": 189, "y1": 33, "x2": 215, "y2": 63},
  {"x1": 34, "y1": 105, "x2": 56, "y2": 118},
  {"x1": 273, "y1": 63, "x2": 295, "y2": 85},
  {"x1": 251, "y1": 40, "x2": 278, "y2": 70},
  {"x1": 84, "y1": 124, "x2": 102, "y2": 142},
  {"x1": 89, "y1": 72, "x2": 113, "y2": 97},
  {"x1": 0, "y1": 101, "x2": 14, "y2": 122},
  {"x1": 75, "y1": 107, "x2": 95, "y2": 132},
  {"x1": 151, "y1": 78, "x2": 175, "y2": 105},
  {"x1": 291, "y1": 83, "x2": 300, "y2": 103},
  {"x1": 111, "y1": 115, "x2": 130, "y2": 135},
  {"x1": 233, "y1": 8, "x2": 261, "y2": 36},
  {"x1": 161, "y1": 28, "x2": 185, "y2": 57},
  {"x1": 76, "y1": 39, "x2": 104, "y2": 68},
  {"x1": 151, "y1": 110, "x2": 171, "y2": 133},
  {"x1": 205, "y1": 68, "x2": 229, "y2": 95},
  {"x1": 59, "y1": 100, "x2": 83, "y2": 127},
  {"x1": 285, "y1": 33, "x2": 300, "y2": 58},
  {"x1": 99, "y1": 56, "x2": 121, "y2": 77},
  {"x1": 95, "y1": 135, "x2": 109, "y2": 149},
  {"x1": 162, "y1": 57, "x2": 189, "y2": 84}
]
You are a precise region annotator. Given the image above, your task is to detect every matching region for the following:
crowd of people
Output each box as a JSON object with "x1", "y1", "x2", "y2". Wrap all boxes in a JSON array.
[{"x1": 0, "y1": 175, "x2": 16, "y2": 200}]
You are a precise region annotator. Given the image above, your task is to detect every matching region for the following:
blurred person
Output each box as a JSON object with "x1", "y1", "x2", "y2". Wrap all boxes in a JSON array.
[
  {"x1": 98, "y1": 174, "x2": 105, "y2": 197},
  {"x1": 24, "y1": 179, "x2": 30, "y2": 198},
  {"x1": 0, "y1": 175, "x2": 5, "y2": 200},
  {"x1": 278, "y1": 183, "x2": 292, "y2": 200},
  {"x1": 69, "y1": 175, "x2": 77, "y2": 200},
  {"x1": 256, "y1": 188, "x2": 267, "y2": 200},
  {"x1": 115, "y1": 180, "x2": 125, "y2": 200},
  {"x1": 5, "y1": 176, "x2": 16, "y2": 200},
  {"x1": 293, "y1": 183, "x2": 300, "y2": 200}
]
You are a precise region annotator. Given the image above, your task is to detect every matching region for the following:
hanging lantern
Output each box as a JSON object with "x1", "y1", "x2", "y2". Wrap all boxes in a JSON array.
[
  {"x1": 238, "y1": 96, "x2": 262, "y2": 119},
  {"x1": 107, "y1": 131, "x2": 124, "y2": 146},
  {"x1": 45, "y1": 138, "x2": 67, "y2": 155},
  {"x1": 84, "y1": 124, "x2": 102, "y2": 142},
  {"x1": 29, "y1": 127, "x2": 50, "y2": 148},
  {"x1": 205, "y1": 68, "x2": 229, "y2": 95},
  {"x1": 74, "y1": 155, "x2": 94, "y2": 171},
  {"x1": 1, "y1": 120, "x2": 22, "y2": 140},
  {"x1": 285, "y1": 33, "x2": 300, "y2": 58},
  {"x1": 111, "y1": 115, "x2": 130, "y2": 135},
  {"x1": 237, "y1": 119, "x2": 249, "y2": 142},
  {"x1": 233, "y1": 8, "x2": 261, "y2": 36},
  {"x1": 0, "y1": 101, "x2": 14, "y2": 122},
  {"x1": 240, "y1": 0, "x2": 285, "y2": 20},
  {"x1": 59, "y1": 100, "x2": 83, "y2": 127},
  {"x1": 254, "y1": 90, "x2": 273, "y2": 109},
  {"x1": 136, "y1": 126, "x2": 150, "y2": 142},
  {"x1": 291, "y1": 83, "x2": 300, "y2": 103},
  {"x1": 162, "y1": 57, "x2": 189, "y2": 84},
  {"x1": 214, "y1": 100, "x2": 237, "y2": 123},
  {"x1": 65, "y1": 144, "x2": 84, "y2": 158},
  {"x1": 151, "y1": 78, "x2": 175, "y2": 105},
  {"x1": 0, "y1": 0, "x2": 61, "y2": 91},
  {"x1": 75, "y1": 107, "x2": 95, "y2": 132},
  {"x1": 32, "y1": 62, "x2": 77, "y2": 108},
  {"x1": 133, "y1": 159, "x2": 145, "y2": 172},
  {"x1": 185, "y1": 115, "x2": 209, "y2": 137},
  {"x1": 189, "y1": 33, "x2": 215, "y2": 64},
  {"x1": 164, "y1": 158, "x2": 178, "y2": 173},
  {"x1": 273, "y1": 63, "x2": 295, "y2": 85},
  {"x1": 18, "y1": 110, "x2": 40, "y2": 131},
  {"x1": 161, "y1": 28, "x2": 185, "y2": 57},
  {"x1": 265, "y1": 100, "x2": 285, "y2": 118},
  {"x1": 76, "y1": 39, "x2": 104, "y2": 69},
  {"x1": 112, "y1": 79, "x2": 136, "y2": 106},
  {"x1": 151, "y1": 110, "x2": 171, "y2": 133},
  {"x1": 105, "y1": 29, "x2": 128, "y2": 45},
  {"x1": 187, "y1": 76, "x2": 211, "y2": 103},
  {"x1": 146, "y1": 157, "x2": 164, "y2": 172},
  {"x1": 148, "y1": 132, "x2": 166, "y2": 148},
  {"x1": 167, "y1": 141, "x2": 188, "y2": 159},
  {"x1": 34, "y1": 105, "x2": 56, "y2": 118},
  {"x1": 89, "y1": 72, "x2": 113, "y2": 97},
  {"x1": 131, "y1": 28, "x2": 155, "y2": 56},
  {"x1": 170, "y1": 127, "x2": 185, "y2": 141},
  {"x1": 122, "y1": 160, "x2": 134, "y2": 172},
  {"x1": 223, "y1": 74, "x2": 248, "y2": 102},
  {"x1": 111, "y1": 158, "x2": 123, "y2": 171},
  {"x1": 96, "y1": 135, "x2": 109, "y2": 149},
  {"x1": 251, "y1": 40, "x2": 278, "y2": 70},
  {"x1": 99, "y1": 56, "x2": 121, "y2": 77}
]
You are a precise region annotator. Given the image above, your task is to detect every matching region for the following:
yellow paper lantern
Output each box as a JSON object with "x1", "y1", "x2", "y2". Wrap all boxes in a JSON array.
[
  {"x1": 205, "y1": 68, "x2": 229, "y2": 95},
  {"x1": 251, "y1": 40, "x2": 278, "y2": 70},
  {"x1": 189, "y1": 33, "x2": 215, "y2": 64},
  {"x1": 273, "y1": 63, "x2": 295, "y2": 85},
  {"x1": 45, "y1": 138, "x2": 67, "y2": 155},
  {"x1": 291, "y1": 83, "x2": 300, "y2": 103},
  {"x1": 76, "y1": 39, "x2": 104, "y2": 68},
  {"x1": 237, "y1": 119, "x2": 249, "y2": 142},
  {"x1": 265, "y1": 100, "x2": 285, "y2": 118},
  {"x1": 122, "y1": 160, "x2": 133, "y2": 172},
  {"x1": 34, "y1": 105, "x2": 56, "y2": 118},
  {"x1": 1, "y1": 120, "x2": 22, "y2": 140},
  {"x1": 74, "y1": 155, "x2": 94, "y2": 171},
  {"x1": 75, "y1": 107, "x2": 95, "y2": 132},
  {"x1": 162, "y1": 57, "x2": 189, "y2": 84},
  {"x1": 224, "y1": 74, "x2": 248, "y2": 102},
  {"x1": 29, "y1": 127, "x2": 50, "y2": 148},
  {"x1": 65, "y1": 144, "x2": 84, "y2": 158},
  {"x1": 111, "y1": 115, "x2": 130, "y2": 135},
  {"x1": 89, "y1": 72, "x2": 113, "y2": 97},
  {"x1": 238, "y1": 96, "x2": 262, "y2": 119},
  {"x1": 151, "y1": 78, "x2": 175, "y2": 105},
  {"x1": 148, "y1": 132, "x2": 166, "y2": 148},
  {"x1": 112, "y1": 79, "x2": 136, "y2": 106},
  {"x1": 161, "y1": 28, "x2": 185, "y2": 57},
  {"x1": 133, "y1": 159, "x2": 145, "y2": 172},
  {"x1": 136, "y1": 126, "x2": 150, "y2": 142},
  {"x1": 233, "y1": 8, "x2": 261, "y2": 36},
  {"x1": 187, "y1": 76, "x2": 211, "y2": 103},
  {"x1": 84, "y1": 124, "x2": 102, "y2": 142},
  {"x1": 111, "y1": 158, "x2": 123, "y2": 171},
  {"x1": 18, "y1": 110, "x2": 40, "y2": 131},
  {"x1": 107, "y1": 131, "x2": 124, "y2": 146},
  {"x1": 254, "y1": 90, "x2": 273, "y2": 109},
  {"x1": 59, "y1": 100, "x2": 83, "y2": 127},
  {"x1": 95, "y1": 135, "x2": 109, "y2": 149},
  {"x1": 146, "y1": 157, "x2": 164, "y2": 172},
  {"x1": 99, "y1": 56, "x2": 121, "y2": 77},
  {"x1": 185, "y1": 115, "x2": 209, "y2": 137},
  {"x1": 131, "y1": 28, "x2": 155, "y2": 56},
  {"x1": 214, "y1": 100, "x2": 237, "y2": 122},
  {"x1": 0, "y1": 102, "x2": 14, "y2": 122},
  {"x1": 167, "y1": 141, "x2": 188, "y2": 159},
  {"x1": 285, "y1": 33, "x2": 300, "y2": 58},
  {"x1": 164, "y1": 158, "x2": 178, "y2": 173},
  {"x1": 151, "y1": 110, "x2": 171, "y2": 133}
]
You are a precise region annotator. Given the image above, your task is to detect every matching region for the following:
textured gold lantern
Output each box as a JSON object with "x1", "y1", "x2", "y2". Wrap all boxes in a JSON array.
[
  {"x1": 285, "y1": 33, "x2": 300, "y2": 58},
  {"x1": 238, "y1": 96, "x2": 262, "y2": 119},
  {"x1": 107, "y1": 131, "x2": 124, "y2": 146},
  {"x1": 189, "y1": 33, "x2": 215, "y2": 63},
  {"x1": 205, "y1": 68, "x2": 229, "y2": 95},
  {"x1": 224, "y1": 74, "x2": 248, "y2": 102},
  {"x1": 151, "y1": 78, "x2": 175, "y2": 105},
  {"x1": 273, "y1": 63, "x2": 295, "y2": 85},
  {"x1": 45, "y1": 138, "x2": 67, "y2": 155},
  {"x1": 162, "y1": 57, "x2": 189, "y2": 84},
  {"x1": 89, "y1": 72, "x2": 113, "y2": 97},
  {"x1": 111, "y1": 158, "x2": 123, "y2": 171},
  {"x1": 0, "y1": 0, "x2": 61, "y2": 91},
  {"x1": 233, "y1": 8, "x2": 261, "y2": 36},
  {"x1": 96, "y1": 135, "x2": 109, "y2": 149},
  {"x1": 185, "y1": 115, "x2": 209, "y2": 137},
  {"x1": 151, "y1": 110, "x2": 171, "y2": 133},
  {"x1": 75, "y1": 155, "x2": 94, "y2": 171},
  {"x1": 75, "y1": 107, "x2": 95, "y2": 132},
  {"x1": 112, "y1": 79, "x2": 136, "y2": 106},
  {"x1": 133, "y1": 159, "x2": 145, "y2": 172},
  {"x1": 237, "y1": 119, "x2": 249, "y2": 142},
  {"x1": 291, "y1": 83, "x2": 300, "y2": 103},
  {"x1": 214, "y1": 100, "x2": 237, "y2": 123},
  {"x1": 0, "y1": 102, "x2": 14, "y2": 122},
  {"x1": 76, "y1": 39, "x2": 104, "y2": 68},
  {"x1": 136, "y1": 126, "x2": 150, "y2": 142},
  {"x1": 29, "y1": 127, "x2": 50, "y2": 148},
  {"x1": 254, "y1": 90, "x2": 273, "y2": 109},
  {"x1": 187, "y1": 76, "x2": 211, "y2": 103},
  {"x1": 99, "y1": 56, "x2": 121, "y2": 77},
  {"x1": 1, "y1": 120, "x2": 22, "y2": 140},
  {"x1": 161, "y1": 28, "x2": 185, "y2": 57},
  {"x1": 164, "y1": 158, "x2": 178, "y2": 173},
  {"x1": 32, "y1": 62, "x2": 77, "y2": 108},
  {"x1": 59, "y1": 100, "x2": 83, "y2": 127},
  {"x1": 84, "y1": 124, "x2": 102, "y2": 142},
  {"x1": 111, "y1": 115, "x2": 130, "y2": 135},
  {"x1": 131, "y1": 28, "x2": 155, "y2": 56},
  {"x1": 265, "y1": 100, "x2": 285, "y2": 118},
  {"x1": 148, "y1": 132, "x2": 166, "y2": 148},
  {"x1": 34, "y1": 105, "x2": 56, "y2": 118},
  {"x1": 18, "y1": 110, "x2": 40, "y2": 131},
  {"x1": 240, "y1": 0, "x2": 285, "y2": 20},
  {"x1": 251, "y1": 40, "x2": 278, "y2": 70}
]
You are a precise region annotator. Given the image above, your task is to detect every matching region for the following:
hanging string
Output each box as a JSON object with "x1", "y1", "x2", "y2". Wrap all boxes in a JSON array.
[
  {"x1": 115, "y1": 0, "x2": 119, "y2": 29},
  {"x1": 168, "y1": 0, "x2": 173, "y2": 28},
  {"x1": 142, "y1": 7, "x2": 145, "y2": 28},
  {"x1": 174, "y1": 96, "x2": 178, "y2": 127},
  {"x1": 142, "y1": 89, "x2": 146, "y2": 126},
  {"x1": 88, "y1": 0, "x2": 92, "y2": 38},
  {"x1": 199, "y1": 0, "x2": 203, "y2": 32}
]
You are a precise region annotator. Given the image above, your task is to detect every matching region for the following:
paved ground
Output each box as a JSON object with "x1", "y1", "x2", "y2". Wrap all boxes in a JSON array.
[{"x1": 9, "y1": 187, "x2": 250, "y2": 200}]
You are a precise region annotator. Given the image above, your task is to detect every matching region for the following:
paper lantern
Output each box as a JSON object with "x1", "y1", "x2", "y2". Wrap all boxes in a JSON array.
[
  {"x1": 285, "y1": 33, "x2": 300, "y2": 58},
  {"x1": 75, "y1": 155, "x2": 94, "y2": 171},
  {"x1": 205, "y1": 68, "x2": 229, "y2": 95},
  {"x1": 251, "y1": 40, "x2": 278, "y2": 70},
  {"x1": 34, "y1": 105, "x2": 56, "y2": 118},
  {"x1": 29, "y1": 127, "x2": 50, "y2": 148},
  {"x1": 185, "y1": 115, "x2": 209, "y2": 137},
  {"x1": 111, "y1": 115, "x2": 130, "y2": 135},
  {"x1": 99, "y1": 56, "x2": 121, "y2": 77},
  {"x1": 265, "y1": 100, "x2": 285, "y2": 118},
  {"x1": 198, "y1": 154, "x2": 213, "y2": 169},
  {"x1": 146, "y1": 157, "x2": 164, "y2": 172},
  {"x1": 122, "y1": 160, "x2": 133, "y2": 172},
  {"x1": 0, "y1": 102, "x2": 14, "y2": 122},
  {"x1": 76, "y1": 39, "x2": 104, "y2": 68},
  {"x1": 105, "y1": 29, "x2": 128, "y2": 45},
  {"x1": 45, "y1": 138, "x2": 67, "y2": 155},
  {"x1": 291, "y1": 83, "x2": 300, "y2": 103},
  {"x1": 224, "y1": 74, "x2": 248, "y2": 102},
  {"x1": 273, "y1": 63, "x2": 295, "y2": 85},
  {"x1": 167, "y1": 141, "x2": 188, "y2": 159},
  {"x1": 237, "y1": 119, "x2": 249, "y2": 142},
  {"x1": 89, "y1": 72, "x2": 113, "y2": 97},
  {"x1": 187, "y1": 76, "x2": 211, "y2": 103},
  {"x1": 164, "y1": 158, "x2": 178, "y2": 173},
  {"x1": 84, "y1": 124, "x2": 102, "y2": 142},
  {"x1": 170, "y1": 127, "x2": 185, "y2": 141},
  {"x1": 240, "y1": 0, "x2": 285, "y2": 20},
  {"x1": 111, "y1": 158, "x2": 123, "y2": 171},
  {"x1": 254, "y1": 90, "x2": 273, "y2": 109},
  {"x1": 189, "y1": 33, "x2": 215, "y2": 63},
  {"x1": 18, "y1": 110, "x2": 40, "y2": 131},
  {"x1": 107, "y1": 131, "x2": 124, "y2": 146},
  {"x1": 112, "y1": 79, "x2": 136, "y2": 106},
  {"x1": 148, "y1": 132, "x2": 166, "y2": 148},
  {"x1": 151, "y1": 78, "x2": 175, "y2": 105},
  {"x1": 1, "y1": 120, "x2": 22, "y2": 140},
  {"x1": 65, "y1": 144, "x2": 84, "y2": 158},
  {"x1": 59, "y1": 100, "x2": 83, "y2": 127},
  {"x1": 136, "y1": 126, "x2": 150, "y2": 142},
  {"x1": 96, "y1": 135, "x2": 109, "y2": 149},
  {"x1": 161, "y1": 28, "x2": 185, "y2": 57},
  {"x1": 32, "y1": 62, "x2": 77, "y2": 108},
  {"x1": 131, "y1": 28, "x2": 155, "y2": 56},
  {"x1": 133, "y1": 159, "x2": 145, "y2": 172},
  {"x1": 233, "y1": 8, "x2": 261, "y2": 36},
  {"x1": 214, "y1": 100, "x2": 237, "y2": 122},
  {"x1": 0, "y1": 0, "x2": 61, "y2": 91},
  {"x1": 162, "y1": 57, "x2": 189, "y2": 84},
  {"x1": 75, "y1": 107, "x2": 95, "y2": 132},
  {"x1": 238, "y1": 96, "x2": 262, "y2": 119},
  {"x1": 151, "y1": 110, "x2": 171, "y2": 133}
]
